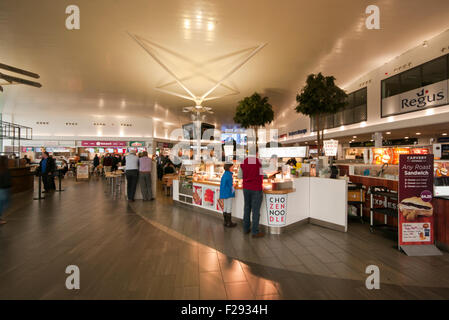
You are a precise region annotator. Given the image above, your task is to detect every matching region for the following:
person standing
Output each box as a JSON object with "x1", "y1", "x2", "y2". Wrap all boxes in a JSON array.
[
  {"x1": 38, "y1": 152, "x2": 52, "y2": 193},
  {"x1": 239, "y1": 153, "x2": 265, "y2": 238},
  {"x1": 48, "y1": 155, "x2": 57, "y2": 191},
  {"x1": 103, "y1": 153, "x2": 113, "y2": 173},
  {"x1": 93, "y1": 154, "x2": 100, "y2": 175},
  {"x1": 139, "y1": 151, "x2": 153, "y2": 201},
  {"x1": 0, "y1": 156, "x2": 12, "y2": 225},
  {"x1": 219, "y1": 162, "x2": 237, "y2": 228},
  {"x1": 125, "y1": 150, "x2": 139, "y2": 202}
]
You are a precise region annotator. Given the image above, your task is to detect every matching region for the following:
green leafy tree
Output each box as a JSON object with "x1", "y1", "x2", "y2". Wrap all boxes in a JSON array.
[
  {"x1": 234, "y1": 92, "x2": 274, "y2": 149},
  {"x1": 295, "y1": 73, "x2": 347, "y2": 156}
]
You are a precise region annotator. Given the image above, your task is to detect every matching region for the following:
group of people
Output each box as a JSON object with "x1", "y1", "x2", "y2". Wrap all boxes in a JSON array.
[
  {"x1": 124, "y1": 150, "x2": 154, "y2": 202},
  {"x1": 156, "y1": 155, "x2": 177, "y2": 180},
  {"x1": 94, "y1": 153, "x2": 124, "y2": 175},
  {"x1": 219, "y1": 152, "x2": 265, "y2": 238}
]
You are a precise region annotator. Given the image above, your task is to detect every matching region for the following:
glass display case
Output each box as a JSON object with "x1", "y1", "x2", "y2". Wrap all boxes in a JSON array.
[{"x1": 435, "y1": 160, "x2": 449, "y2": 197}]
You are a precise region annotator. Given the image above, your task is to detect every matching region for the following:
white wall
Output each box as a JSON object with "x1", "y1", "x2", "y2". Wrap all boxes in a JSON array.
[{"x1": 3, "y1": 113, "x2": 154, "y2": 141}]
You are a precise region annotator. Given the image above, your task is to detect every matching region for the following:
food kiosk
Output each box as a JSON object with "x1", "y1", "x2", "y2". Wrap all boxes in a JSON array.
[{"x1": 173, "y1": 153, "x2": 348, "y2": 234}]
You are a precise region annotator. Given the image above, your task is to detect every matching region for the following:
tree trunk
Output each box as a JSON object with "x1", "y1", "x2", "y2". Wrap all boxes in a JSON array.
[{"x1": 316, "y1": 114, "x2": 321, "y2": 157}]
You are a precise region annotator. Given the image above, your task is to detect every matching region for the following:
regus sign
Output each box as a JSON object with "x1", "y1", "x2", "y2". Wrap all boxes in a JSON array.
[{"x1": 382, "y1": 80, "x2": 448, "y2": 117}]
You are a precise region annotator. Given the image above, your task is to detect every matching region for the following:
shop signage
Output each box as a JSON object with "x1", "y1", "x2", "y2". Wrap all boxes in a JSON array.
[
  {"x1": 382, "y1": 80, "x2": 448, "y2": 117},
  {"x1": 129, "y1": 141, "x2": 146, "y2": 147},
  {"x1": 437, "y1": 137, "x2": 449, "y2": 143},
  {"x1": 259, "y1": 147, "x2": 307, "y2": 158},
  {"x1": 266, "y1": 194, "x2": 288, "y2": 226},
  {"x1": 288, "y1": 129, "x2": 308, "y2": 136},
  {"x1": 81, "y1": 140, "x2": 127, "y2": 147},
  {"x1": 398, "y1": 154, "x2": 434, "y2": 247},
  {"x1": 383, "y1": 138, "x2": 418, "y2": 146},
  {"x1": 349, "y1": 141, "x2": 375, "y2": 148},
  {"x1": 323, "y1": 140, "x2": 338, "y2": 157}
]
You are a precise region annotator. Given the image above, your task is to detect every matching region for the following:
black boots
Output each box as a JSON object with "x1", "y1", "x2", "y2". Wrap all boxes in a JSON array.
[{"x1": 223, "y1": 212, "x2": 237, "y2": 228}]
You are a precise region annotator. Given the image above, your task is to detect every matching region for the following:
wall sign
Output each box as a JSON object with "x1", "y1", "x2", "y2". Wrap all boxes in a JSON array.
[
  {"x1": 398, "y1": 154, "x2": 434, "y2": 247},
  {"x1": 259, "y1": 147, "x2": 307, "y2": 158},
  {"x1": 288, "y1": 129, "x2": 308, "y2": 136},
  {"x1": 81, "y1": 141, "x2": 127, "y2": 147},
  {"x1": 128, "y1": 141, "x2": 145, "y2": 147},
  {"x1": 323, "y1": 140, "x2": 338, "y2": 157},
  {"x1": 382, "y1": 80, "x2": 448, "y2": 117},
  {"x1": 266, "y1": 194, "x2": 288, "y2": 226}
]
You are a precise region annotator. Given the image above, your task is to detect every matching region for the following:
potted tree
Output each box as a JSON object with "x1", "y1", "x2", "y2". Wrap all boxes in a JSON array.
[
  {"x1": 295, "y1": 73, "x2": 347, "y2": 156},
  {"x1": 233, "y1": 92, "x2": 274, "y2": 150}
]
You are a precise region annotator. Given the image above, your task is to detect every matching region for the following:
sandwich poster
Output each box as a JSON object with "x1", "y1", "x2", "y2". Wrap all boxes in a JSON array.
[{"x1": 399, "y1": 154, "x2": 434, "y2": 246}]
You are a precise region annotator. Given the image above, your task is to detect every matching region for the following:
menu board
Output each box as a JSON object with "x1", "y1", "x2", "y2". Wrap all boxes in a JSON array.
[
  {"x1": 76, "y1": 164, "x2": 89, "y2": 180},
  {"x1": 265, "y1": 194, "x2": 288, "y2": 226},
  {"x1": 398, "y1": 154, "x2": 434, "y2": 246},
  {"x1": 323, "y1": 140, "x2": 338, "y2": 157}
]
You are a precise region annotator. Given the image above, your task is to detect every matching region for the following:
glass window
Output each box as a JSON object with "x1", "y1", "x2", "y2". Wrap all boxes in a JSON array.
[
  {"x1": 400, "y1": 67, "x2": 422, "y2": 93},
  {"x1": 422, "y1": 56, "x2": 447, "y2": 86},
  {"x1": 343, "y1": 107, "x2": 354, "y2": 125},
  {"x1": 382, "y1": 74, "x2": 401, "y2": 98},
  {"x1": 354, "y1": 88, "x2": 367, "y2": 106},
  {"x1": 333, "y1": 110, "x2": 344, "y2": 127}
]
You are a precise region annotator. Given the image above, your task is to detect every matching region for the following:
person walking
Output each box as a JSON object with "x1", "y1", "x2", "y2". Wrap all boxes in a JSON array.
[
  {"x1": 239, "y1": 152, "x2": 265, "y2": 238},
  {"x1": 125, "y1": 150, "x2": 139, "y2": 202},
  {"x1": 0, "y1": 156, "x2": 12, "y2": 225},
  {"x1": 219, "y1": 162, "x2": 237, "y2": 228},
  {"x1": 139, "y1": 151, "x2": 153, "y2": 201}
]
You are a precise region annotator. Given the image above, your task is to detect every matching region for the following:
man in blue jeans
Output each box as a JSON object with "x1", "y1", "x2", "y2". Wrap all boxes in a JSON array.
[{"x1": 239, "y1": 155, "x2": 265, "y2": 238}]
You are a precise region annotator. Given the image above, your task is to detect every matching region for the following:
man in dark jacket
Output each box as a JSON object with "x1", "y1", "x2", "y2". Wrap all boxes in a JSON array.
[{"x1": 38, "y1": 152, "x2": 54, "y2": 193}]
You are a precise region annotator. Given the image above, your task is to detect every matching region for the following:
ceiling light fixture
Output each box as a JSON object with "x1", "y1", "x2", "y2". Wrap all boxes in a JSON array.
[
  {"x1": 416, "y1": 132, "x2": 421, "y2": 136},
  {"x1": 386, "y1": 132, "x2": 391, "y2": 135},
  {"x1": 207, "y1": 21, "x2": 214, "y2": 31},
  {"x1": 405, "y1": 136, "x2": 409, "y2": 139},
  {"x1": 443, "y1": 133, "x2": 448, "y2": 136}
]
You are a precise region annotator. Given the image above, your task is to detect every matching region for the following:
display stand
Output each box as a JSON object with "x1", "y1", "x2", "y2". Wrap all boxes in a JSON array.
[
  {"x1": 369, "y1": 186, "x2": 398, "y2": 233},
  {"x1": 33, "y1": 174, "x2": 45, "y2": 200},
  {"x1": 55, "y1": 170, "x2": 64, "y2": 192}
]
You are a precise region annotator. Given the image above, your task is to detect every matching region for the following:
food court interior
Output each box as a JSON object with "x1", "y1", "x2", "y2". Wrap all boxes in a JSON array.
[{"x1": 1, "y1": 0, "x2": 449, "y2": 300}]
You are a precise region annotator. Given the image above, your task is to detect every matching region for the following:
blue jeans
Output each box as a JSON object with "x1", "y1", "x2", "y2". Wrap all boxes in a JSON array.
[
  {"x1": 243, "y1": 189, "x2": 263, "y2": 235},
  {"x1": 0, "y1": 189, "x2": 10, "y2": 219}
]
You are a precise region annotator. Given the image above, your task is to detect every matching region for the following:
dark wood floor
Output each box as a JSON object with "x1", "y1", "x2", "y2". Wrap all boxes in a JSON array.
[{"x1": 1, "y1": 176, "x2": 449, "y2": 300}]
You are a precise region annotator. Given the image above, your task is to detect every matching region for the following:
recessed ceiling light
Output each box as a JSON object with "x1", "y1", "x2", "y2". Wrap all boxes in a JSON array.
[
  {"x1": 386, "y1": 132, "x2": 391, "y2": 135},
  {"x1": 353, "y1": 136, "x2": 357, "y2": 138},
  {"x1": 416, "y1": 133, "x2": 421, "y2": 136},
  {"x1": 207, "y1": 21, "x2": 214, "y2": 31},
  {"x1": 442, "y1": 133, "x2": 447, "y2": 136},
  {"x1": 405, "y1": 137, "x2": 409, "y2": 139}
]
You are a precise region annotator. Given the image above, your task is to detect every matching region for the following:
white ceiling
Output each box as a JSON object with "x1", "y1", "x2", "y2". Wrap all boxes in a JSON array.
[{"x1": 1, "y1": 0, "x2": 449, "y2": 135}]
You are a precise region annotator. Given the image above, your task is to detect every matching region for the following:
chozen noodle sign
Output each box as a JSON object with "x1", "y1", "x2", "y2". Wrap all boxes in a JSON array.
[{"x1": 266, "y1": 194, "x2": 288, "y2": 226}]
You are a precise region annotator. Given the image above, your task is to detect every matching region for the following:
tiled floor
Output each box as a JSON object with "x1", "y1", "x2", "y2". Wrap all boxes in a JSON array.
[{"x1": 1, "y1": 177, "x2": 449, "y2": 299}]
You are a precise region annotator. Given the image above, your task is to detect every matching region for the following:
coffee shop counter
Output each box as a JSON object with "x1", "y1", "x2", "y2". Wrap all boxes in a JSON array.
[{"x1": 173, "y1": 177, "x2": 348, "y2": 234}]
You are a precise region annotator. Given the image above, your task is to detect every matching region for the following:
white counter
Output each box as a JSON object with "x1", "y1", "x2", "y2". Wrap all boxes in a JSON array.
[{"x1": 173, "y1": 177, "x2": 348, "y2": 233}]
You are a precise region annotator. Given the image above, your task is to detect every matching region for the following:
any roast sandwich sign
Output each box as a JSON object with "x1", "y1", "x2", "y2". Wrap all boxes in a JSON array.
[
  {"x1": 398, "y1": 154, "x2": 434, "y2": 246},
  {"x1": 382, "y1": 80, "x2": 448, "y2": 117}
]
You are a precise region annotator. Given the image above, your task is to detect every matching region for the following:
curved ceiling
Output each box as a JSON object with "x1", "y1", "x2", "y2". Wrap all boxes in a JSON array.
[{"x1": 1, "y1": 0, "x2": 449, "y2": 132}]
